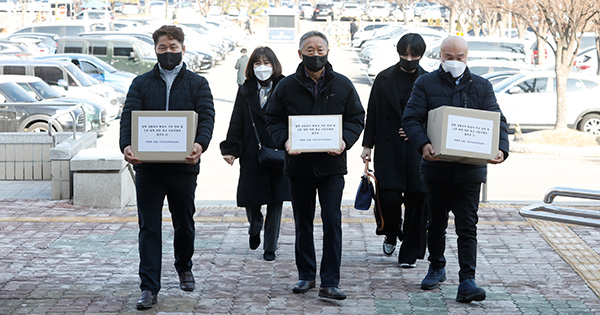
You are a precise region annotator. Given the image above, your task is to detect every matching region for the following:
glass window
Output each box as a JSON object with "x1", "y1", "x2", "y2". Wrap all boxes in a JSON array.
[
  {"x1": 582, "y1": 79, "x2": 599, "y2": 89},
  {"x1": 34, "y1": 66, "x2": 63, "y2": 85},
  {"x1": 4, "y1": 66, "x2": 25, "y2": 75},
  {"x1": 80, "y1": 60, "x2": 101, "y2": 74},
  {"x1": 37, "y1": 25, "x2": 63, "y2": 36},
  {"x1": 63, "y1": 41, "x2": 84, "y2": 53},
  {"x1": 30, "y1": 81, "x2": 62, "y2": 99},
  {"x1": 113, "y1": 43, "x2": 134, "y2": 57},
  {"x1": 516, "y1": 77, "x2": 548, "y2": 93},
  {"x1": 0, "y1": 82, "x2": 37, "y2": 102},
  {"x1": 566, "y1": 79, "x2": 585, "y2": 92},
  {"x1": 65, "y1": 64, "x2": 95, "y2": 86},
  {"x1": 64, "y1": 26, "x2": 85, "y2": 36},
  {"x1": 89, "y1": 42, "x2": 108, "y2": 56}
]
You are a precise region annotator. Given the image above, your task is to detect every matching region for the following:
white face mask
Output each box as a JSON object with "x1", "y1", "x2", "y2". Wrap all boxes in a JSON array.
[
  {"x1": 442, "y1": 60, "x2": 467, "y2": 78},
  {"x1": 254, "y1": 65, "x2": 273, "y2": 81}
]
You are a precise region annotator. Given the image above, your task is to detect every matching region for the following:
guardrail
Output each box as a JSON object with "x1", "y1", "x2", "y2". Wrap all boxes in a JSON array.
[
  {"x1": 47, "y1": 103, "x2": 86, "y2": 147},
  {"x1": 519, "y1": 187, "x2": 600, "y2": 227}
]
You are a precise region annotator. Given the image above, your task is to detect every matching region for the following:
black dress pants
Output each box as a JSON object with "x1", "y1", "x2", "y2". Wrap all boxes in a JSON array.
[
  {"x1": 246, "y1": 202, "x2": 283, "y2": 253},
  {"x1": 425, "y1": 181, "x2": 480, "y2": 281},
  {"x1": 135, "y1": 168, "x2": 197, "y2": 294},
  {"x1": 380, "y1": 190, "x2": 427, "y2": 264},
  {"x1": 288, "y1": 175, "x2": 344, "y2": 288}
]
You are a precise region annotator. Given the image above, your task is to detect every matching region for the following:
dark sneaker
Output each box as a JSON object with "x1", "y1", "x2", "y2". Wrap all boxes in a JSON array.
[
  {"x1": 456, "y1": 278, "x2": 486, "y2": 303},
  {"x1": 249, "y1": 234, "x2": 261, "y2": 250},
  {"x1": 382, "y1": 237, "x2": 396, "y2": 255},
  {"x1": 420, "y1": 265, "x2": 446, "y2": 290}
]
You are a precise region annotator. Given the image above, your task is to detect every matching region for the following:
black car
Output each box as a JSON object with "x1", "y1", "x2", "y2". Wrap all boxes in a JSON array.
[{"x1": 313, "y1": 3, "x2": 333, "y2": 21}]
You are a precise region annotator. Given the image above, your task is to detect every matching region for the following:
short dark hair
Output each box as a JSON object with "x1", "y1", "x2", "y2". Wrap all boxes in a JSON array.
[
  {"x1": 240, "y1": 48, "x2": 247, "y2": 53},
  {"x1": 152, "y1": 25, "x2": 185, "y2": 46},
  {"x1": 299, "y1": 31, "x2": 328, "y2": 50},
  {"x1": 396, "y1": 33, "x2": 426, "y2": 57},
  {"x1": 245, "y1": 46, "x2": 283, "y2": 82}
]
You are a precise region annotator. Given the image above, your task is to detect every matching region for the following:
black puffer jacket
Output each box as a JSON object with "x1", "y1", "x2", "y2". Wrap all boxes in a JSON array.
[
  {"x1": 265, "y1": 62, "x2": 365, "y2": 177},
  {"x1": 402, "y1": 66, "x2": 509, "y2": 183},
  {"x1": 119, "y1": 63, "x2": 215, "y2": 173}
]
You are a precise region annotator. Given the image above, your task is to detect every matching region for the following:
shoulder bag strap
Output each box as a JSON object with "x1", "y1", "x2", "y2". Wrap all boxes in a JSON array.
[{"x1": 248, "y1": 104, "x2": 262, "y2": 150}]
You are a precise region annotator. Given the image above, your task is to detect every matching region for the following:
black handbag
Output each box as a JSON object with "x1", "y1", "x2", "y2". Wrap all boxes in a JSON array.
[{"x1": 249, "y1": 104, "x2": 285, "y2": 168}]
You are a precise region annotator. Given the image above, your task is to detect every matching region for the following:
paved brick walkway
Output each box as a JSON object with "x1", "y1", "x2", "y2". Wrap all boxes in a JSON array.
[{"x1": 1, "y1": 199, "x2": 600, "y2": 314}]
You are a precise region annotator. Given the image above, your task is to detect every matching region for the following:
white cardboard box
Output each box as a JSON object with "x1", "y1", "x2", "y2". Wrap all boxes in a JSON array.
[
  {"x1": 427, "y1": 106, "x2": 500, "y2": 165},
  {"x1": 131, "y1": 110, "x2": 198, "y2": 162}
]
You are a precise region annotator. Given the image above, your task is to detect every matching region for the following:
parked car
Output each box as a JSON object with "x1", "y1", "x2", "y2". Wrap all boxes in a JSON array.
[
  {"x1": 420, "y1": 37, "x2": 529, "y2": 71},
  {"x1": 481, "y1": 71, "x2": 520, "y2": 86},
  {"x1": 0, "y1": 59, "x2": 121, "y2": 121},
  {"x1": 5, "y1": 33, "x2": 59, "y2": 55},
  {"x1": 365, "y1": 2, "x2": 390, "y2": 21},
  {"x1": 0, "y1": 40, "x2": 34, "y2": 59},
  {"x1": 467, "y1": 59, "x2": 537, "y2": 76},
  {"x1": 574, "y1": 46, "x2": 599, "y2": 75},
  {"x1": 351, "y1": 23, "x2": 390, "y2": 47},
  {"x1": 413, "y1": 1, "x2": 432, "y2": 18},
  {"x1": 56, "y1": 36, "x2": 155, "y2": 75},
  {"x1": 312, "y1": 3, "x2": 333, "y2": 21},
  {"x1": 493, "y1": 71, "x2": 600, "y2": 135},
  {"x1": 298, "y1": 2, "x2": 313, "y2": 19},
  {"x1": 0, "y1": 78, "x2": 87, "y2": 133},
  {"x1": 419, "y1": 5, "x2": 442, "y2": 21},
  {"x1": 75, "y1": 9, "x2": 115, "y2": 20},
  {"x1": 391, "y1": 6, "x2": 414, "y2": 22},
  {"x1": 122, "y1": 1, "x2": 141, "y2": 15},
  {"x1": 3, "y1": 75, "x2": 108, "y2": 133},
  {"x1": 36, "y1": 53, "x2": 135, "y2": 90},
  {"x1": 12, "y1": 20, "x2": 115, "y2": 37},
  {"x1": 339, "y1": 2, "x2": 362, "y2": 20}
]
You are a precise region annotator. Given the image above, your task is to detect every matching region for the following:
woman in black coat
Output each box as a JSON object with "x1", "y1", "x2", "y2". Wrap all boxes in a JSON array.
[
  {"x1": 220, "y1": 47, "x2": 290, "y2": 261},
  {"x1": 360, "y1": 34, "x2": 428, "y2": 267}
]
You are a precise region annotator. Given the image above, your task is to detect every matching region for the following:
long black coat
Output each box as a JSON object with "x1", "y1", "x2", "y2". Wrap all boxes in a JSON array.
[
  {"x1": 402, "y1": 66, "x2": 510, "y2": 183},
  {"x1": 363, "y1": 64, "x2": 426, "y2": 192},
  {"x1": 265, "y1": 62, "x2": 365, "y2": 177},
  {"x1": 220, "y1": 76, "x2": 290, "y2": 207}
]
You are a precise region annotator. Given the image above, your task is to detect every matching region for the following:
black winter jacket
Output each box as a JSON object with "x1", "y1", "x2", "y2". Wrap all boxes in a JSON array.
[
  {"x1": 265, "y1": 62, "x2": 365, "y2": 177},
  {"x1": 119, "y1": 63, "x2": 215, "y2": 173},
  {"x1": 220, "y1": 76, "x2": 290, "y2": 206},
  {"x1": 363, "y1": 63, "x2": 427, "y2": 192},
  {"x1": 401, "y1": 66, "x2": 509, "y2": 183}
]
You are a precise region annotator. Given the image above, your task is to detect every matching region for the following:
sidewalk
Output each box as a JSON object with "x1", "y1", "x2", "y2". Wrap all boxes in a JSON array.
[{"x1": 1, "y1": 198, "x2": 600, "y2": 314}]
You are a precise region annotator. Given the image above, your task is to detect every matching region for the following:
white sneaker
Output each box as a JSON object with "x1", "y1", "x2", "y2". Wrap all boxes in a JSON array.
[
  {"x1": 400, "y1": 262, "x2": 416, "y2": 268},
  {"x1": 382, "y1": 237, "x2": 396, "y2": 255}
]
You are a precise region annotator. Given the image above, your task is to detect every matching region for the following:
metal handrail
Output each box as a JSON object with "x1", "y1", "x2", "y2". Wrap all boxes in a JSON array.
[
  {"x1": 519, "y1": 187, "x2": 600, "y2": 227},
  {"x1": 48, "y1": 103, "x2": 87, "y2": 146}
]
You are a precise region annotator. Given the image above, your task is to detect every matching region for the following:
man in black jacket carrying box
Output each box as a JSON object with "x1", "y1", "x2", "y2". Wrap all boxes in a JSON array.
[
  {"x1": 402, "y1": 36, "x2": 509, "y2": 304},
  {"x1": 119, "y1": 25, "x2": 215, "y2": 310},
  {"x1": 265, "y1": 31, "x2": 365, "y2": 300}
]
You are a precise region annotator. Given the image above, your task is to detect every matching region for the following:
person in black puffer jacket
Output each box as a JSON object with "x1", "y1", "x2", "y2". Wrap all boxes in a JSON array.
[
  {"x1": 265, "y1": 31, "x2": 364, "y2": 301},
  {"x1": 402, "y1": 36, "x2": 509, "y2": 304},
  {"x1": 119, "y1": 25, "x2": 215, "y2": 310}
]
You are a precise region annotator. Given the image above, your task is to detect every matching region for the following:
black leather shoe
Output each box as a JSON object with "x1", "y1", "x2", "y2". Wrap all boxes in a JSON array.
[
  {"x1": 292, "y1": 280, "x2": 316, "y2": 293},
  {"x1": 263, "y1": 251, "x2": 276, "y2": 261},
  {"x1": 318, "y1": 287, "x2": 347, "y2": 300},
  {"x1": 383, "y1": 237, "x2": 396, "y2": 256},
  {"x1": 421, "y1": 265, "x2": 446, "y2": 290},
  {"x1": 456, "y1": 278, "x2": 486, "y2": 303},
  {"x1": 249, "y1": 234, "x2": 261, "y2": 250},
  {"x1": 136, "y1": 290, "x2": 157, "y2": 310},
  {"x1": 179, "y1": 271, "x2": 195, "y2": 291}
]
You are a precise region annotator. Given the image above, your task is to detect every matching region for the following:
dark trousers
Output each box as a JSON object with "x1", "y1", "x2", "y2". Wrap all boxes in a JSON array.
[
  {"x1": 135, "y1": 169, "x2": 197, "y2": 294},
  {"x1": 380, "y1": 190, "x2": 427, "y2": 264},
  {"x1": 246, "y1": 202, "x2": 283, "y2": 252},
  {"x1": 425, "y1": 181, "x2": 481, "y2": 282},
  {"x1": 288, "y1": 175, "x2": 344, "y2": 288}
]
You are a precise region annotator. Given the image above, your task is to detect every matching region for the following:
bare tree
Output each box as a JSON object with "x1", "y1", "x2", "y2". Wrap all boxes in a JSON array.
[
  {"x1": 498, "y1": 0, "x2": 599, "y2": 130},
  {"x1": 592, "y1": 14, "x2": 600, "y2": 75},
  {"x1": 437, "y1": 0, "x2": 464, "y2": 34}
]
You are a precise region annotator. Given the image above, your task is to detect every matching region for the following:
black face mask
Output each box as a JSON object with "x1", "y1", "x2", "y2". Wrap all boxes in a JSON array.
[
  {"x1": 157, "y1": 52, "x2": 182, "y2": 70},
  {"x1": 398, "y1": 57, "x2": 420, "y2": 72},
  {"x1": 302, "y1": 54, "x2": 328, "y2": 72}
]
